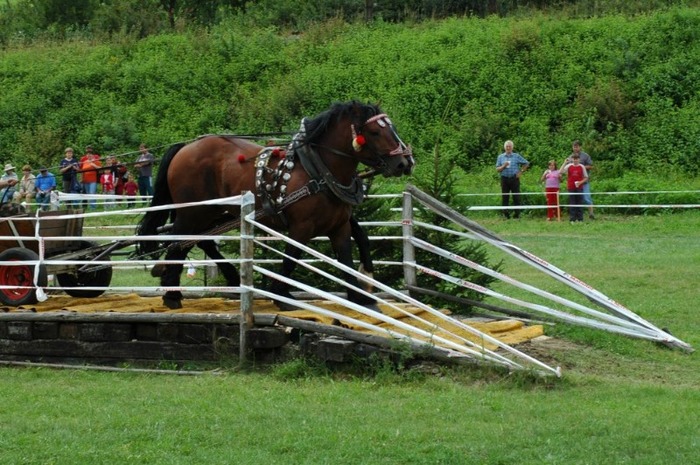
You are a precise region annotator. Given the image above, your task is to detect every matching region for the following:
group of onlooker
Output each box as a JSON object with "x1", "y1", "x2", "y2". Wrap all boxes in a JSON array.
[
  {"x1": 1, "y1": 143, "x2": 154, "y2": 212},
  {"x1": 0, "y1": 163, "x2": 57, "y2": 212},
  {"x1": 496, "y1": 139, "x2": 594, "y2": 223}
]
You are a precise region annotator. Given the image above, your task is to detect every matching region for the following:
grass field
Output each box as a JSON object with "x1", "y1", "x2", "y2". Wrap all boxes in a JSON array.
[{"x1": 1, "y1": 211, "x2": 698, "y2": 464}]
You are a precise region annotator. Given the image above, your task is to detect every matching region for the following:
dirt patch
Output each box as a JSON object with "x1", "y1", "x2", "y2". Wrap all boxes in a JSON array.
[{"x1": 513, "y1": 335, "x2": 588, "y2": 368}]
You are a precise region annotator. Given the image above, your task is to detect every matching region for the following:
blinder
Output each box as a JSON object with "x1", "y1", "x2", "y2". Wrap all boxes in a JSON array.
[{"x1": 356, "y1": 113, "x2": 414, "y2": 177}]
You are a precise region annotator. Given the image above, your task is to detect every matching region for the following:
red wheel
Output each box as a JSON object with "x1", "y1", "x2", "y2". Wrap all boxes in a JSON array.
[{"x1": 0, "y1": 247, "x2": 48, "y2": 306}]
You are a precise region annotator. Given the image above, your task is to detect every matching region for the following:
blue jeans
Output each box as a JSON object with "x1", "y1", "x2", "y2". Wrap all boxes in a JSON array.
[
  {"x1": 581, "y1": 182, "x2": 593, "y2": 206},
  {"x1": 83, "y1": 182, "x2": 97, "y2": 209},
  {"x1": 36, "y1": 192, "x2": 51, "y2": 210}
]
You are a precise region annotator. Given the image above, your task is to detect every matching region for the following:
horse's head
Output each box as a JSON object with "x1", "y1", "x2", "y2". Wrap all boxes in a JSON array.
[
  {"x1": 352, "y1": 111, "x2": 415, "y2": 177},
  {"x1": 305, "y1": 102, "x2": 415, "y2": 178}
]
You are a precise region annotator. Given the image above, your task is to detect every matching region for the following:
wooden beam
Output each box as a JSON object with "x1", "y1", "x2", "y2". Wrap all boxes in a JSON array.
[{"x1": 275, "y1": 315, "x2": 479, "y2": 367}]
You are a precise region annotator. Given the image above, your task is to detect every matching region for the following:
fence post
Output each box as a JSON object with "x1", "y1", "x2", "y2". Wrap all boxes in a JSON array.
[
  {"x1": 402, "y1": 190, "x2": 416, "y2": 291},
  {"x1": 239, "y1": 191, "x2": 255, "y2": 365}
]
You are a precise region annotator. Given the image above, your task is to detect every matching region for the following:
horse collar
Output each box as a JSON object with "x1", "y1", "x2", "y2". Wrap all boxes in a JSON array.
[
  {"x1": 294, "y1": 120, "x2": 365, "y2": 206},
  {"x1": 296, "y1": 143, "x2": 364, "y2": 205}
]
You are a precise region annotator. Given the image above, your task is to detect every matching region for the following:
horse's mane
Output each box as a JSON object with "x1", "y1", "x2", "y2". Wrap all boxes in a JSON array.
[{"x1": 304, "y1": 101, "x2": 382, "y2": 144}]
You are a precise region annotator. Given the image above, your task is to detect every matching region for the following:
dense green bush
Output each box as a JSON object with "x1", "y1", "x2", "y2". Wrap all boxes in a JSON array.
[
  {"x1": 2, "y1": 5, "x2": 697, "y2": 313},
  {"x1": 2, "y1": 8, "x2": 700, "y2": 185}
]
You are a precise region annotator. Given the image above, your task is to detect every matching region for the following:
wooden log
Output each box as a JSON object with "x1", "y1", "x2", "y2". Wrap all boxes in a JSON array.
[
  {"x1": 316, "y1": 337, "x2": 358, "y2": 362},
  {"x1": 0, "y1": 311, "x2": 276, "y2": 326},
  {"x1": 275, "y1": 315, "x2": 478, "y2": 366},
  {"x1": 247, "y1": 327, "x2": 289, "y2": 349},
  {"x1": 406, "y1": 285, "x2": 538, "y2": 320},
  {"x1": 0, "y1": 339, "x2": 225, "y2": 361}
]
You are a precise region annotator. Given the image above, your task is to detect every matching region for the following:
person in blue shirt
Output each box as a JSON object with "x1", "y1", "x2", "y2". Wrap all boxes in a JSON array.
[
  {"x1": 495, "y1": 140, "x2": 530, "y2": 219},
  {"x1": 34, "y1": 167, "x2": 57, "y2": 211}
]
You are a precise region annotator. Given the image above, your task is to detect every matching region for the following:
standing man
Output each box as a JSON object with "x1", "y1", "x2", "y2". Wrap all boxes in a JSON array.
[
  {"x1": 496, "y1": 140, "x2": 529, "y2": 219},
  {"x1": 134, "y1": 143, "x2": 154, "y2": 202},
  {"x1": 59, "y1": 147, "x2": 80, "y2": 207},
  {"x1": 566, "y1": 140, "x2": 594, "y2": 219},
  {"x1": 79, "y1": 145, "x2": 102, "y2": 209}
]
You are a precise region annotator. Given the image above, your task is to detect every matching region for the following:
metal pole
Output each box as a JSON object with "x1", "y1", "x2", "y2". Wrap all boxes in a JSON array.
[
  {"x1": 402, "y1": 190, "x2": 416, "y2": 292},
  {"x1": 556, "y1": 190, "x2": 561, "y2": 221},
  {"x1": 239, "y1": 191, "x2": 255, "y2": 365}
]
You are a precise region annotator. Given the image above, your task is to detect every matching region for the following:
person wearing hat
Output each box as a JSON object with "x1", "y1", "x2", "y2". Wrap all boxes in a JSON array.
[
  {"x1": 0, "y1": 163, "x2": 19, "y2": 205},
  {"x1": 12, "y1": 164, "x2": 36, "y2": 207},
  {"x1": 34, "y1": 166, "x2": 57, "y2": 211}
]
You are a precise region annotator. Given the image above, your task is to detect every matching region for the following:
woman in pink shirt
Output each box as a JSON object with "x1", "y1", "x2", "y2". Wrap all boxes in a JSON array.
[{"x1": 540, "y1": 160, "x2": 562, "y2": 221}]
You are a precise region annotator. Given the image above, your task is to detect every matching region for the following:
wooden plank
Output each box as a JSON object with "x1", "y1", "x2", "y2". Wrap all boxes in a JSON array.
[
  {"x1": 276, "y1": 315, "x2": 477, "y2": 366},
  {"x1": 0, "y1": 311, "x2": 265, "y2": 325},
  {"x1": 406, "y1": 285, "x2": 536, "y2": 320},
  {"x1": 0, "y1": 339, "x2": 226, "y2": 361}
]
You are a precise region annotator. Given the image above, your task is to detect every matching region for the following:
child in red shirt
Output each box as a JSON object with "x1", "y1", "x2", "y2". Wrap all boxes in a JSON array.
[
  {"x1": 124, "y1": 174, "x2": 138, "y2": 206},
  {"x1": 99, "y1": 169, "x2": 114, "y2": 209},
  {"x1": 561, "y1": 153, "x2": 589, "y2": 222}
]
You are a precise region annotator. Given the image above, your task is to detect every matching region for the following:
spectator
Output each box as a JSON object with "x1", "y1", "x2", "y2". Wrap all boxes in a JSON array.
[
  {"x1": 0, "y1": 164, "x2": 19, "y2": 205},
  {"x1": 134, "y1": 143, "x2": 154, "y2": 201},
  {"x1": 100, "y1": 157, "x2": 116, "y2": 209},
  {"x1": 540, "y1": 160, "x2": 562, "y2": 221},
  {"x1": 561, "y1": 153, "x2": 589, "y2": 223},
  {"x1": 563, "y1": 140, "x2": 595, "y2": 219},
  {"x1": 80, "y1": 145, "x2": 102, "y2": 209},
  {"x1": 12, "y1": 164, "x2": 36, "y2": 207},
  {"x1": 59, "y1": 147, "x2": 81, "y2": 206},
  {"x1": 495, "y1": 140, "x2": 529, "y2": 219},
  {"x1": 34, "y1": 167, "x2": 57, "y2": 211},
  {"x1": 104, "y1": 155, "x2": 128, "y2": 204},
  {"x1": 124, "y1": 173, "x2": 139, "y2": 206}
]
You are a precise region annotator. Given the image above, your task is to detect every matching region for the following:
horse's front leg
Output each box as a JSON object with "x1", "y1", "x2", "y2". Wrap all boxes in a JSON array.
[
  {"x1": 330, "y1": 227, "x2": 377, "y2": 309},
  {"x1": 350, "y1": 215, "x2": 374, "y2": 292}
]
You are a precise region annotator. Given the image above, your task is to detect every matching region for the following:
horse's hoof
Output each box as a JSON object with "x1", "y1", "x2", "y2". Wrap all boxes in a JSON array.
[
  {"x1": 220, "y1": 292, "x2": 241, "y2": 300},
  {"x1": 163, "y1": 296, "x2": 183, "y2": 309},
  {"x1": 273, "y1": 300, "x2": 299, "y2": 312},
  {"x1": 363, "y1": 303, "x2": 382, "y2": 314}
]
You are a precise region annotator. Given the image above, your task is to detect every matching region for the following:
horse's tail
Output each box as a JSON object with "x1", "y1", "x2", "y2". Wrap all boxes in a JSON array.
[{"x1": 136, "y1": 142, "x2": 186, "y2": 257}]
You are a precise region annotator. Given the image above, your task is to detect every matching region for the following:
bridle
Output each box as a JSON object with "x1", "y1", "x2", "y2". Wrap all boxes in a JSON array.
[{"x1": 308, "y1": 112, "x2": 413, "y2": 176}]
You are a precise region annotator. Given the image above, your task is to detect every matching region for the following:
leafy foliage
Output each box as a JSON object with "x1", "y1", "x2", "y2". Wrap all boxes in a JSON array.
[{"x1": 0, "y1": 4, "x2": 699, "y2": 309}]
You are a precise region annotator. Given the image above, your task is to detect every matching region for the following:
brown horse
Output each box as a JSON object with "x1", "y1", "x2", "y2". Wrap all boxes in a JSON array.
[{"x1": 137, "y1": 101, "x2": 414, "y2": 309}]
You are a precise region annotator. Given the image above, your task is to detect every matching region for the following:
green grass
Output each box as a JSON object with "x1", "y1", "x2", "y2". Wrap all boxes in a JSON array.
[{"x1": 2, "y1": 211, "x2": 698, "y2": 464}]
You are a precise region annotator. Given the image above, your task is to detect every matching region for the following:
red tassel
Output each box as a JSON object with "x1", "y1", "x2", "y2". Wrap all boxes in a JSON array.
[
  {"x1": 237, "y1": 154, "x2": 246, "y2": 163},
  {"x1": 352, "y1": 134, "x2": 366, "y2": 152},
  {"x1": 271, "y1": 148, "x2": 281, "y2": 157}
]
